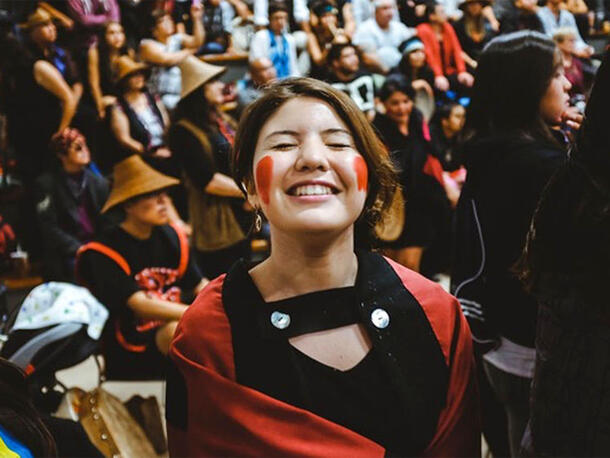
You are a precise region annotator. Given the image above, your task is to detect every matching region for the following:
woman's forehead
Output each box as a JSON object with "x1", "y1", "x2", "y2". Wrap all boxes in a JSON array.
[{"x1": 260, "y1": 97, "x2": 349, "y2": 136}]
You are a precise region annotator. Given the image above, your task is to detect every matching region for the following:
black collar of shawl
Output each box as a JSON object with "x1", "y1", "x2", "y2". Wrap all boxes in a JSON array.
[{"x1": 222, "y1": 250, "x2": 449, "y2": 454}]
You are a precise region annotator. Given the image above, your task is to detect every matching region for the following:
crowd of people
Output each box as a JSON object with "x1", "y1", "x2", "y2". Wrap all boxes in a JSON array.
[{"x1": 0, "y1": 0, "x2": 608, "y2": 456}]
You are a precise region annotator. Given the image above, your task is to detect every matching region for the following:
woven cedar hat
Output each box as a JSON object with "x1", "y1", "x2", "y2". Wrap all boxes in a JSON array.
[
  {"x1": 19, "y1": 7, "x2": 52, "y2": 29},
  {"x1": 179, "y1": 55, "x2": 226, "y2": 100},
  {"x1": 102, "y1": 155, "x2": 179, "y2": 213},
  {"x1": 115, "y1": 56, "x2": 150, "y2": 83},
  {"x1": 458, "y1": 0, "x2": 491, "y2": 10}
]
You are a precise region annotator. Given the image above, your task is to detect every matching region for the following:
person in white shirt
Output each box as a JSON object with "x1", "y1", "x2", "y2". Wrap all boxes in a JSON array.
[
  {"x1": 352, "y1": 0, "x2": 415, "y2": 72},
  {"x1": 250, "y1": 1, "x2": 300, "y2": 78},
  {"x1": 537, "y1": 0, "x2": 593, "y2": 57},
  {"x1": 253, "y1": 0, "x2": 310, "y2": 29}
]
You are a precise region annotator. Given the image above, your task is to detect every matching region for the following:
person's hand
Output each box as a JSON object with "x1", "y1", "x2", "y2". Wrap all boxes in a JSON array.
[
  {"x1": 489, "y1": 17, "x2": 500, "y2": 31},
  {"x1": 575, "y1": 45, "x2": 594, "y2": 58},
  {"x1": 191, "y1": 1, "x2": 204, "y2": 19},
  {"x1": 412, "y1": 79, "x2": 433, "y2": 96},
  {"x1": 243, "y1": 201, "x2": 254, "y2": 211},
  {"x1": 562, "y1": 106, "x2": 583, "y2": 142},
  {"x1": 457, "y1": 72, "x2": 474, "y2": 87},
  {"x1": 152, "y1": 147, "x2": 172, "y2": 158},
  {"x1": 434, "y1": 75, "x2": 450, "y2": 91}
]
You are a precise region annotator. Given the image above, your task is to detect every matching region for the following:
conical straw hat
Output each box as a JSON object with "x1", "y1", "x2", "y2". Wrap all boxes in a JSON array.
[
  {"x1": 19, "y1": 7, "x2": 52, "y2": 29},
  {"x1": 179, "y1": 55, "x2": 226, "y2": 100},
  {"x1": 102, "y1": 155, "x2": 180, "y2": 213},
  {"x1": 115, "y1": 56, "x2": 149, "y2": 83}
]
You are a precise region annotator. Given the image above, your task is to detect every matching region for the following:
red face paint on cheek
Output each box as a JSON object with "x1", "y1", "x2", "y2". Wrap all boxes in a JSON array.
[
  {"x1": 255, "y1": 156, "x2": 274, "y2": 205},
  {"x1": 353, "y1": 156, "x2": 368, "y2": 192}
]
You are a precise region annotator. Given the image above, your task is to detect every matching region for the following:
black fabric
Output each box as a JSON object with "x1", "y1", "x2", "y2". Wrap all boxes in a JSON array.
[
  {"x1": 389, "y1": 64, "x2": 435, "y2": 90},
  {"x1": 115, "y1": 91, "x2": 165, "y2": 157},
  {"x1": 221, "y1": 251, "x2": 449, "y2": 455},
  {"x1": 451, "y1": 134, "x2": 566, "y2": 348},
  {"x1": 453, "y1": 18, "x2": 496, "y2": 64},
  {"x1": 327, "y1": 71, "x2": 377, "y2": 114},
  {"x1": 43, "y1": 415, "x2": 103, "y2": 458},
  {"x1": 373, "y1": 112, "x2": 451, "y2": 250},
  {"x1": 80, "y1": 224, "x2": 202, "y2": 316},
  {"x1": 499, "y1": 10, "x2": 545, "y2": 34},
  {"x1": 430, "y1": 122, "x2": 464, "y2": 171},
  {"x1": 168, "y1": 122, "x2": 216, "y2": 190},
  {"x1": 35, "y1": 167, "x2": 111, "y2": 281}
]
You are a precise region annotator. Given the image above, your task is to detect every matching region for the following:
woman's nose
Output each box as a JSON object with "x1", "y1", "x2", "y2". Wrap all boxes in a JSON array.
[{"x1": 295, "y1": 137, "x2": 329, "y2": 171}]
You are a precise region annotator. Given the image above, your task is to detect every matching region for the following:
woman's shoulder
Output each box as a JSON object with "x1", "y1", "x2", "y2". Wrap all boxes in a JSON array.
[
  {"x1": 172, "y1": 274, "x2": 236, "y2": 377},
  {"x1": 383, "y1": 256, "x2": 464, "y2": 365}
]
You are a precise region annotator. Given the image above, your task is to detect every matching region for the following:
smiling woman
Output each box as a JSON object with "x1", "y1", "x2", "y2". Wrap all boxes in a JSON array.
[{"x1": 167, "y1": 78, "x2": 481, "y2": 457}]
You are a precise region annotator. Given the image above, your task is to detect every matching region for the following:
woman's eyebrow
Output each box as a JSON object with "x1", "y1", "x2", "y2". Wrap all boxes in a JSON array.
[
  {"x1": 263, "y1": 130, "x2": 299, "y2": 141},
  {"x1": 321, "y1": 128, "x2": 352, "y2": 136}
]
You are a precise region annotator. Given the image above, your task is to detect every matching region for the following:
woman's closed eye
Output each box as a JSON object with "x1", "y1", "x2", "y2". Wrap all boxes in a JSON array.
[{"x1": 272, "y1": 143, "x2": 297, "y2": 150}]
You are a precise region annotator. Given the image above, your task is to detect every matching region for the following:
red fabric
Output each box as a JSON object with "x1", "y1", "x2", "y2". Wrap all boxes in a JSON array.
[
  {"x1": 416, "y1": 23, "x2": 466, "y2": 77},
  {"x1": 385, "y1": 258, "x2": 481, "y2": 457},
  {"x1": 168, "y1": 260, "x2": 480, "y2": 457},
  {"x1": 423, "y1": 154, "x2": 446, "y2": 186}
]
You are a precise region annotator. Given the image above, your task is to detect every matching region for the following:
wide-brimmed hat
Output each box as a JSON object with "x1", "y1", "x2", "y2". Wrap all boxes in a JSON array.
[
  {"x1": 19, "y1": 7, "x2": 53, "y2": 29},
  {"x1": 179, "y1": 55, "x2": 226, "y2": 100},
  {"x1": 115, "y1": 56, "x2": 150, "y2": 83},
  {"x1": 458, "y1": 0, "x2": 491, "y2": 10},
  {"x1": 102, "y1": 155, "x2": 180, "y2": 213}
]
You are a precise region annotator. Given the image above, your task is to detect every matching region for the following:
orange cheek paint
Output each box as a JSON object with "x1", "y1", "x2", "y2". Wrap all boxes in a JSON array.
[
  {"x1": 354, "y1": 156, "x2": 368, "y2": 192},
  {"x1": 255, "y1": 156, "x2": 274, "y2": 204}
]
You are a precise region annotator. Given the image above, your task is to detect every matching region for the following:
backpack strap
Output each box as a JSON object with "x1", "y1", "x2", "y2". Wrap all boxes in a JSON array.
[
  {"x1": 169, "y1": 223, "x2": 189, "y2": 279},
  {"x1": 76, "y1": 242, "x2": 132, "y2": 279}
]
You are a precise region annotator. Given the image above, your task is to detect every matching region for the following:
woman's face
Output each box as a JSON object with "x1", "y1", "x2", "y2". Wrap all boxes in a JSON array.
[
  {"x1": 124, "y1": 191, "x2": 169, "y2": 226},
  {"x1": 64, "y1": 138, "x2": 90, "y2": 168},
  {"x1": 408, "y1": 49, "x2": 426, "y2": 69},
  {"x1": 558, "y1": 35, "x2": 576, "y2": 54},
  {"x1": 105, "y1": 22, "x2": 125, "y2": 50},
  {"x1": 320, "y1": 12, "x2": 338, "y2": 31},
  {"x1": 539, "y1": 67, "x2": 571, "y2": 125},
  {"x1": 31, "y1": 21, "x2": 56, "y2": 46},
  {"x1": 384, "y1": 91, "x2": 414, "y2": 126},
  {"x1": 154, "y1": 14, "x2": 175, "y2": 38},
  {"x1": 250, "y1": 97, "x2": 368, "y2": 237},
  {"x1": 203, "y1": 80, "x2": 225, "y2": 106},
  {"x1": 465, "y1": 2, "x2": 483, "y2": 16},
  {"x1": 126, "y1": 72, "x2": 146, "y2": 91},
  {"x1": 444, "y1": 105, "x2": 466, "y2": 133}
]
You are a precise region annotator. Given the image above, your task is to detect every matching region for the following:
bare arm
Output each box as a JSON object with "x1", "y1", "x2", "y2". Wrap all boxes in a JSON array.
[
  {"x1": 182, "y1": 2, "x2": 205, "y2": 49},
  {"x1": 194, "y1": 278, "x2": 210, "y2": 294},
  {"x1": 34, "y1": 61, "x2": 78, "y2": 135},
  {"x1": 342, "y1": 3, "x2": 356, "y2": 38},
  {"x1": 109, "y1": 106, "x2": 146, "y2": 153},
  {"x1": 88, "y1": 46, "x2": 104, "y2": 115},
  {"x1": 227, "y1": 0, "x2": 252, "y2": 20},
  {"x1": 461, "y1": 51, "x2": 477, "y2": 69},
  {"x1": 127, "y1": 291, "x2": 188, "y2": 322},
  {"x1": 360, "y1": 51, "x2": 389, "y2": 74},
  {"x1": 140, "y1": 40, "x2": 195, "y2": 66},
  {"x1": 205, "y1": 172, "x2": 244, "y2": 197},
  {"x1": 306, "y1": 32, "x2": 326, "y2": 66}
]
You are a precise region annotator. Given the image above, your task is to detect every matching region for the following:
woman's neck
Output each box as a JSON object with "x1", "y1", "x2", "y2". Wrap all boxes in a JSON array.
[
  {"x1": 250, "y1": 228, "x2": 358, "y2": 301},
  {"x1": 124, "y1": 89, "x2": 143, "y2": 103},
  {"x1": 120, "y1": 217, "x2": 154, "y2": 240},
  {"x1": 397, "y1": 120, "x2": 409, "y2": 136}
]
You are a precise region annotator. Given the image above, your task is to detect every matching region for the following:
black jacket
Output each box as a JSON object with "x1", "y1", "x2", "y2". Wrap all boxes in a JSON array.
[
  {"x1": 451, "y1": 134, "x2": 566, "y2": 348},
  {"x1": 35, "y1": 167, "x2": 111, "y2": 281}
]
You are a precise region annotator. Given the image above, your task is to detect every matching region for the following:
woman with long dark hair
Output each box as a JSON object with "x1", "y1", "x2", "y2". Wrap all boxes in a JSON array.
[
  {"x1": 520, "y1": 50, "x2": 610, "y2": 457},
  {"x1": 373, "y1": 75, "x2": 451, "y2": 276},
  {"x1": 169, "y1": 56, "x2": 249, "y2": 278},
  {"x1": 453, "y1": 0, "x2": 496, "y2": 70},
  {"x1": 451, "y1": 30, "x2": 580, "y2": 456},
  {"x1": 87, "y1": 21, "x2": 130, "y2": 120}
]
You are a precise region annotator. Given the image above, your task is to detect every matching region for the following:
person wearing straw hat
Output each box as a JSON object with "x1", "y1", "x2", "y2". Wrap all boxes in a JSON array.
[
  {"x1": 12, "y1": 7, "x2": 84, "y2": 180},
  {"x1": 77, "y1": 155, "x2": 207, "y2": 376},
  {"x1": 169, "y1": 56, "x2": 250, "y2": 279},
  {"x1": 109, "y1": 56, "x2": 174, "y2": 171},
  {"x1": 453, "y1": 0, "x2": 497, "y2": 71}
]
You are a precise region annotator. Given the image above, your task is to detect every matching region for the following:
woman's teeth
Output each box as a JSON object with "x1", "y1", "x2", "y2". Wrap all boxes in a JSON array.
[{"x1": 294, "y1": 185, "x2": 333, "y2": 196}]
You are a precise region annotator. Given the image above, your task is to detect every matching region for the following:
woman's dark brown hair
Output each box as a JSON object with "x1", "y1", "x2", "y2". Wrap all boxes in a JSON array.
[{"x1": 232, "y1": 77, "x2": 397, "y2": 244}]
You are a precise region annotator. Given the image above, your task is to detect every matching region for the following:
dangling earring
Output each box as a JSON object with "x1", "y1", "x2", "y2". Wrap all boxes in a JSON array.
[{"x1": 254, "y1": 210, "x2": 263, "y2": 233}]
